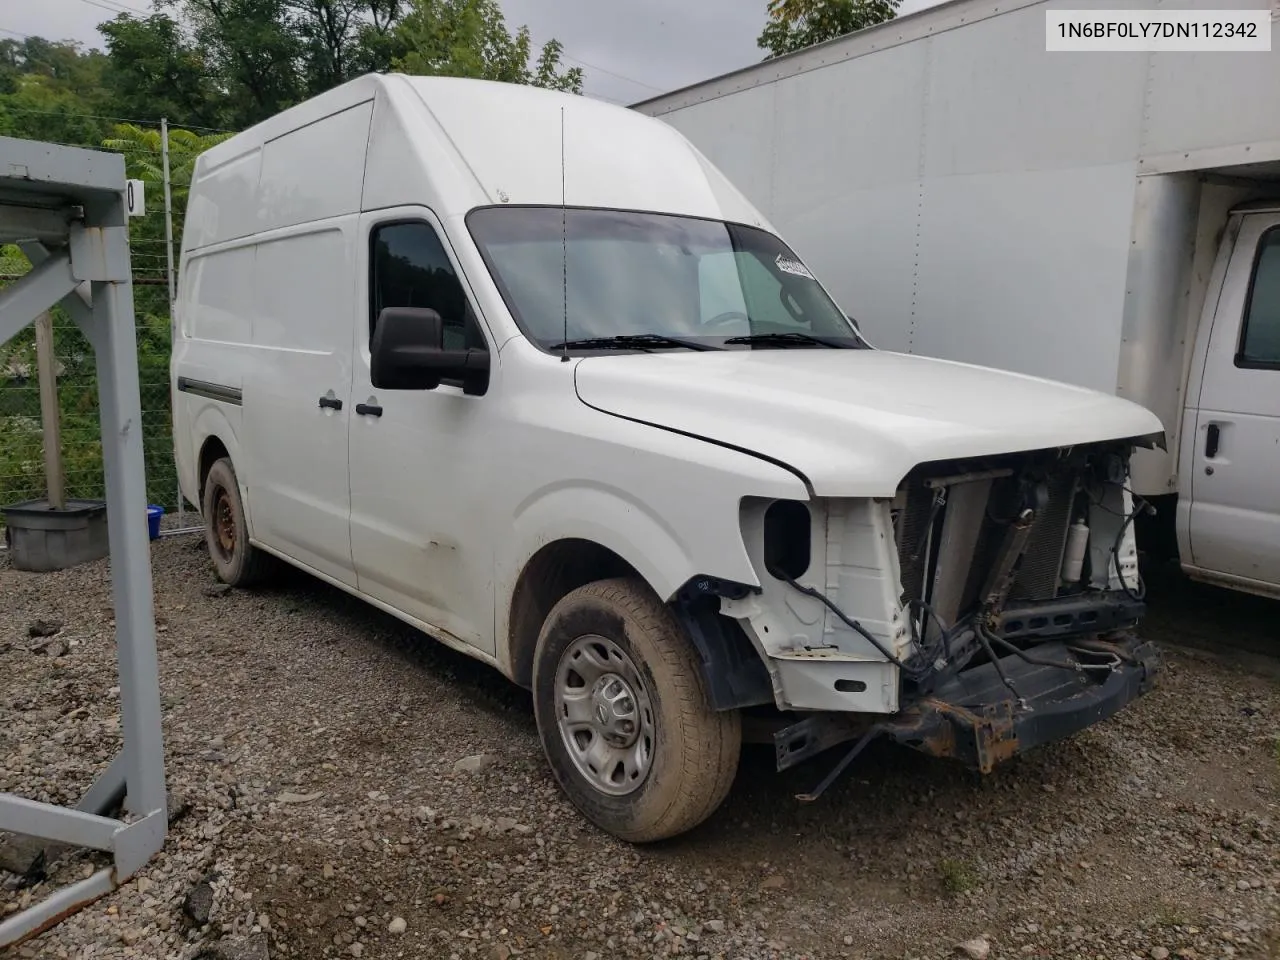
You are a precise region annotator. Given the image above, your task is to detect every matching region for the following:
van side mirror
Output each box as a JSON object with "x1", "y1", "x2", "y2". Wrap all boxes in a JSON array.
[
  {"x1": 845, "y1": 314, "x2": 861, "y2": 335},
  {"x1": 370, "y1": 306, "x2": 490, "y2": 393}
]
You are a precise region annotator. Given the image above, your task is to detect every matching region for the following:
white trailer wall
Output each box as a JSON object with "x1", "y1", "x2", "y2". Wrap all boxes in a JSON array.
[
  {"x1": 638, "y1": 0, "x2": 1280, "y2": 493},
  {"x1": 643, "y1": 0, "x2": 1155, "y2": 391}
]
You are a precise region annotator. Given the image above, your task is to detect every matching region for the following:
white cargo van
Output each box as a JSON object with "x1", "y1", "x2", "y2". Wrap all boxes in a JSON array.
[
  {"x1": 173, "y1": 74, "x2": 1163, "y2": 842},
  {"x1": 635, "y1": 0, "x2": 1280, "y2": 602}
]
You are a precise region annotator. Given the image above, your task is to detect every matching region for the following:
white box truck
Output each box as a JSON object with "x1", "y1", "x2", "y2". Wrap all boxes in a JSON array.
[
  {"x1": 635, "y1": 0, "x2": 1280, "y2": 601},
  {"x1": 173, "y1": 74, "x2": 1164, "y2": 842}
]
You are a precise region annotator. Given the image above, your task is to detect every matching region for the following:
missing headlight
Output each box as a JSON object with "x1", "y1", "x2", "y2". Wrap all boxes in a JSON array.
[{"x1": 763, "y1": 499, "x2": 811, "y2": 580}]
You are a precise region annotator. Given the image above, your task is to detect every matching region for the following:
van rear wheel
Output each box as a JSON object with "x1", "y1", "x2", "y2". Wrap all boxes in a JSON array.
[
  {"x1": 202, "y1": 457, "x2": 275, "y2": 587},
  {"x1": 531, "y1": 577, "x2": 741, "y2": 843}
]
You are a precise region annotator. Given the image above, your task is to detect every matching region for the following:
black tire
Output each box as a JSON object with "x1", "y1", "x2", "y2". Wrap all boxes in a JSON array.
[
  {"x1": 201, "y1": 457, "x2": 275, "y2": 587},
  {"x1": 532, "y1": 577, "x2": 741, "y2": 842}
]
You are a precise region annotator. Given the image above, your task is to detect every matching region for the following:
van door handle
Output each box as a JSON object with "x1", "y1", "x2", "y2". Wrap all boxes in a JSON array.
[
  {"x1": 318, "y1": 396, "x2": 342, "y2": 411},
  {"x1": 355, "y1": 403, "x2": 383, "y2": 417},
  {"x1": 1205, "y1": 423, "x2": 1220, "y2": 459}
]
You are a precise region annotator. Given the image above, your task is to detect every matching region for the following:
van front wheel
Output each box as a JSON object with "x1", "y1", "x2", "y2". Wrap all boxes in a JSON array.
[
  {"x1": 531, "y1": 578, "x2": 741, "y2": 843},
  {"x1": 202, "y1": 457, "x2": 274, "y2": 587}
]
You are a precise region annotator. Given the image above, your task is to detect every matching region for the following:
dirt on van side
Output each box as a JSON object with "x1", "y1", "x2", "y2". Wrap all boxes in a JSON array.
[{"x1": 1, "y1": 537, "x2": 1277, "y2": 960}]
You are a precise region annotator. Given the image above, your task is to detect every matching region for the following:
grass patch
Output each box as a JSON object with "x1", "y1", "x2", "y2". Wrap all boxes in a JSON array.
[
  {"x1": 938, "y1": 858, "x2": 978, "y2": 895},
  {"x1": 1153, "y1": 901, "x2": 1191, "y2": 928}
]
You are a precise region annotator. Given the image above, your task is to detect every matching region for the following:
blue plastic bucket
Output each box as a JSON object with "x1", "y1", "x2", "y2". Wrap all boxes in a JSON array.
[{"x1": 146, "y1": 504, "x2": 165, "y2": 541}]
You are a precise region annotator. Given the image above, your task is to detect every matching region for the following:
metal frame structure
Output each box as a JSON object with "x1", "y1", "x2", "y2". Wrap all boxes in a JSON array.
[{"x1": 0, "y1": 136, "x2": 167, "y2": 947}]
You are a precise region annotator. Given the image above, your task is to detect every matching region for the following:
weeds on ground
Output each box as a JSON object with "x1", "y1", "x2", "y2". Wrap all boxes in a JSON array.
[
  {"x1": 938, "y1": 857, "x2": 978, "y2": 895},
  {"x1": 1153, "y1": 901, "x2": 1192, "y2": 929}
]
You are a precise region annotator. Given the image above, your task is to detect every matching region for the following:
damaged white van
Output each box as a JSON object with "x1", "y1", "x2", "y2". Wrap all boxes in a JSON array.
[{"x1": 172, "y1": 74, "x2": 1165, "y2": 842}]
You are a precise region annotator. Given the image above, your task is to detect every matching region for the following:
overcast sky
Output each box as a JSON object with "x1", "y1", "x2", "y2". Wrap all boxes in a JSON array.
[{"x1": 4, "y1": 0, "x2": 939, "y2": 106}]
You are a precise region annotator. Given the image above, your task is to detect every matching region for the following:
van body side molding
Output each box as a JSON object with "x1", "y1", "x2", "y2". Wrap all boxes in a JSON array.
[{"x1": 176, "y1": 377, "x2": 243, "y2": 407}]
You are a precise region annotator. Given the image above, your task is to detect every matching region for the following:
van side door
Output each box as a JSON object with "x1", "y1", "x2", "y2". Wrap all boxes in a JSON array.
[
  {"x1": 1183, "y1": 210, "x2": 1280, "y2": 593},
  {"x1": 347, "y1": 207, "x2": 497, "y2": 651},
  {"x1": 240, "y1": 226, "x2": 357, "y2": 586}
]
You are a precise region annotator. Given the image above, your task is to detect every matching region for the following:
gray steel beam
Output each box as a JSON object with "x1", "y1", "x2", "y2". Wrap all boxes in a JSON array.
[
  {"x1": 89, "y1": 203, "x2": 168, "y2": 819},
  {"x1": 75, "y1": 754, "x2": 127, "y2": 815},
  {"x1": 0, "y1": 755, "x2": 124, "y2": 882},
  {"x1": 0, "y1": 251, "x2": 78, "y2": 344},
  {"x1": 0, "y1": 869, "x2": 115, "y2": 947},
  {"x1": 0, "y1": 203, "x2": 77, "y2": 246},
  {"x1": 70, "y1": 223, "x2": 130, "y2": 283},
  {"x1": 18, "y1": 241, "x2": 97, "y2": 348},
  {"x1": 113, "y1": 808, "x2": 167, "y2": 878},
  {"x1": 0, "y1": 137, "x2": 168, "y2": 951},
  {"x1": 0, "y1": 796, "x2": 118, "y2": 852},
  {"x1": 0, "y1": 135, "x2": 127, "y2": 195}
]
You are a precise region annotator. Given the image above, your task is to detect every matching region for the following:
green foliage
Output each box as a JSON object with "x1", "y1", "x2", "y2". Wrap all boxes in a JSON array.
[
  {"x1": 0, "y1": 38, "x2": 113, "y2": 144},
  {"x1": 0, "y1": 125, "x2": 226, "y2": 515},
  {"x1": 1152, "y1": 900, "x2": 1191, "y2": 928},
  {"x1": 159, "y1": 0, "x2": 305, "y2": 125},
  {"x1": 391, "y1": 0, "x2": 582, "y2": 92},
  {"x1": 0, "y1": 239, "x2": 175, "y2": 511},
  {"x1": 758, "y1": 0, "x2": 900, "y2": 58},
  {"x1": 938, "y1": 857, "x2": 978, "y2": 895},
  {"x1": 98, "y1": 0, "x2": 584, "y2": 130},
  {"x1": 98, "y1": 14, "x2": 229, "y2": 129},
  {"x1": 103, "y1": 123, "x2": 233, "y2": 203},
  {"x1": 1, "y1": 1, "x2": 582, "y2": 521}
]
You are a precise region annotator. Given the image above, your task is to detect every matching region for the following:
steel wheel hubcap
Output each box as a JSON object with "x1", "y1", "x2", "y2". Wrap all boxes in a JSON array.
[
  {"x1": 554, "y1": 635, "x2": 655, "y2": 796},
  {"x1": 214, "y1": 490, "x2": 236, "y2": 556}
]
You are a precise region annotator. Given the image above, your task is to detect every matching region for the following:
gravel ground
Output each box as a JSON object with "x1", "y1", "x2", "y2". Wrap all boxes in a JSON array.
[{"x1": 2, "y1": 537, "x2": 1277, "y2": 960}]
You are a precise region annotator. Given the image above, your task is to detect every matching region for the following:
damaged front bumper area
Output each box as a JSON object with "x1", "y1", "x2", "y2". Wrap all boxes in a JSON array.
[{"x1": 880, "y1": 632, "x2": 1160, "y2": 773}]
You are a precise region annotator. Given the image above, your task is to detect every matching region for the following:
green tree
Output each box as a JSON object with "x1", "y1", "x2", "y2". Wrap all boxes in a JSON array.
[
  {"x1": 102, "y1": 123, "x2": 233, "y2": 200},
  {"x1": 758, "y1": 0, "x2": 900, "y2": 58},
  {"x1": 392, "y1": 0, "x2": 582, "y2": 92},
  {"x1": 94, "y1": 0, "x2": 581, "y2": 133},
  {"x1": 98, "y1": 14, "x2": 229, "y2": 129},
  {"x1": 350, "y1": 0, "x2": 409, "y2": 74},
  {"x1": 0, "y1": 37, "x2": 109, "y2": 96},
  {"x1": 290, "y1": 0, "x2": 382, "y2": 93},
  {"x1": 158, "y1": 0, "x2": 305, "y2": 126},
  {"x1": 100, "y1": 123, "x2": 233, "y2": 315},
  {"x1": 0, "y1": 38, "x2": 112, "y2": 145},
  {"x1": 1, "y1": 2, "x2": 586, "y2": 518},
  {"x1": 0, "y1": 123, "x2": 233, "y2": 511}
]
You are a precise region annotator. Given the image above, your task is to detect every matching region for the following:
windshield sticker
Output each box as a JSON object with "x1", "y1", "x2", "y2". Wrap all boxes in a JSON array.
[{"x1": 775, "y1": 254, "x2": 815, "y2": 280}]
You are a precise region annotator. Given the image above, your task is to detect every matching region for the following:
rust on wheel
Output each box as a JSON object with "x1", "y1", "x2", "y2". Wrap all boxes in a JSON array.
[{"x1": 213, "y1": 488, "x2": 236, "y2": 558}]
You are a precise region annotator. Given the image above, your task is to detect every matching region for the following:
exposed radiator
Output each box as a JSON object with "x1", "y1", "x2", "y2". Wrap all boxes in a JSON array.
[
  {"x1": 894, "y1": 468, "x2": 1080, "y2": 616},
  {"x1": 895, "y1": 485, "x2": 936, "y2": 605},
  {"x1": 1010, "y1": 473, "x2": 1077, "y2": 600}
]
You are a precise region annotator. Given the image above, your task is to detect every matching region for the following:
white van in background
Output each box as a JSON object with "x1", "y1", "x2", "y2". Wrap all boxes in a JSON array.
[{"x1": 172, "y1": 74, "x2": 1163, "y2": 842}]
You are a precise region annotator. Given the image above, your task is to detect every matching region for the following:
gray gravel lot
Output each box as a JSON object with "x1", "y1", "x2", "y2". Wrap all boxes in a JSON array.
[{"x1": 2, "y1": 537, "x2": 1278, "y2": 960}]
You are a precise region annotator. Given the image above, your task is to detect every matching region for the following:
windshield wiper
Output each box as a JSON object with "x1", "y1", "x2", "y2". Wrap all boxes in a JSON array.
[
  {"x1": 549, "y1": 334, "x2": 719, "y2": 352},
  {"x1": 722, "y1": 331, "x2": 857, "y2": 349}
]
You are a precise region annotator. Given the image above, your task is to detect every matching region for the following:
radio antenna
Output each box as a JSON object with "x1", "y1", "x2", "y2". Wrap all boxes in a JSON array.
[{"x1": 559, "y1": 105, "x2": 569, "y2": 363}]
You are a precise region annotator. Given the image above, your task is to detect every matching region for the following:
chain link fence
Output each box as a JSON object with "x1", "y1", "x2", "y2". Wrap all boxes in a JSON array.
[
  {"x1": 0, "y1": 124, "x2": 208, "y2": 539},
  {"x1": 0, "y1": 310, "x2": 186, "y2": 523}
]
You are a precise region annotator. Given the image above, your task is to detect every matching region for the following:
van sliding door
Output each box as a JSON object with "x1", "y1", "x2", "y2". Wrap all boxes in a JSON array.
[{"x1": 242, "y1": 226, "x2": 357, "y2": 585}]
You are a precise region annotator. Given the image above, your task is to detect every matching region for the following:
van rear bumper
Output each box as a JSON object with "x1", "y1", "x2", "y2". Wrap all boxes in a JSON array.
[{"x1": 881, "y1": 633, "x2": 1161, "y2": 772}]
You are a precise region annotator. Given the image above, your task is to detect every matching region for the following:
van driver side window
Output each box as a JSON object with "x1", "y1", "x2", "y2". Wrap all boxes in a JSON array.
[
  {"x1": 1240, "y1": 226, "x2": 1280, "y2": 368},
  {"x1": 369, "y1": 221, "x2": 486, "y2": 353}
]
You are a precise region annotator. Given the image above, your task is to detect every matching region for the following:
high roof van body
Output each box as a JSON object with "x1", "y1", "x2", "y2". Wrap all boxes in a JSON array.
[{"x1": 173, "y1": 74, "x2": 1162, "y2": 841}]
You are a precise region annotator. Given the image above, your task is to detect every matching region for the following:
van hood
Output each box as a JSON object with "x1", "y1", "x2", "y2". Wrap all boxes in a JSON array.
[{"x1": 572, "y1": 350, "x2": 1164, "y2": 497}]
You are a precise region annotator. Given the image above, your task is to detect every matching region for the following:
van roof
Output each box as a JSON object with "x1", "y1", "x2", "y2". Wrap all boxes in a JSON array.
[{"x1": 189, "y1": 74, "x2": 769, "y2": 239}]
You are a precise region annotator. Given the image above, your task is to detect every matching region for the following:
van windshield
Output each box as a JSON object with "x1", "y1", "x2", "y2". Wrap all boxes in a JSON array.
[{"x1": 466, "y1": 207, "x2": 866, "y2": 352}]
